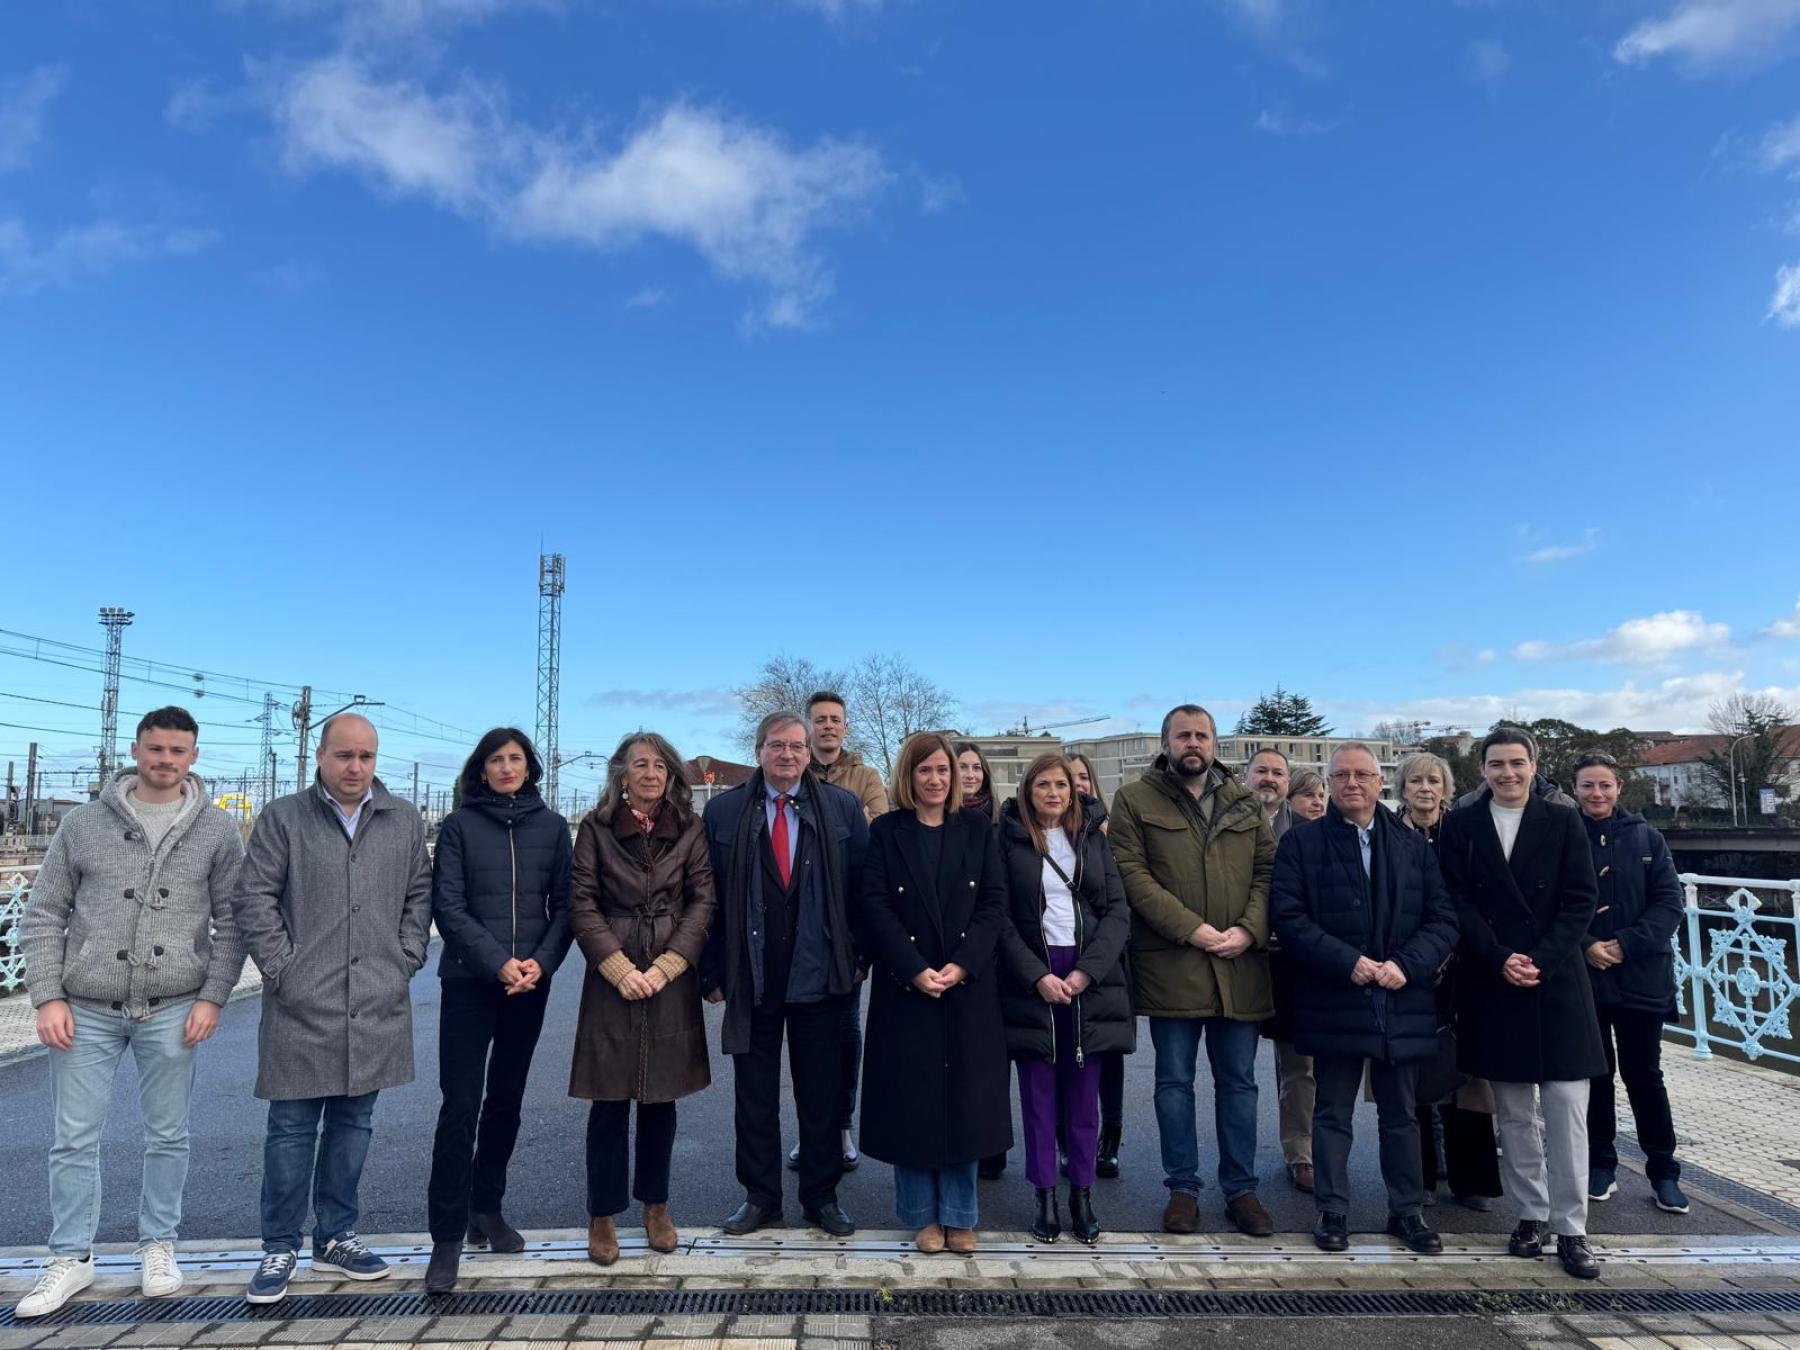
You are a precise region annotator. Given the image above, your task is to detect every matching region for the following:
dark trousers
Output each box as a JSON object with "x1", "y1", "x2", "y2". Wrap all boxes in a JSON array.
[
  {"x1": 1099, "y1": 1052, "x2": 1125, "y2": 1132},
  {"x1": 586, "y1": 1100, "x2": 677, "y2": 1217},
  {"x1": 734, "y1": 996, "x2": 846, "y2": 1212},
  {"x1": 260, "y1": 1092, "x2": 378, "y2": 1253},
  {"x1": 426, "y1": 979, "x2": 551, "y2": 1241},
  {"x1": 839, "y1": 985, "x2": 864, "y2": 1130},
  {"x1": 1417, "y1": 1102, "x2": 1503, "y2": 1198},
  {"x1": 1590, "y1": 1004, "x2": 1680, "y2": 1181},
  {"x1": 1313, "y1": 1054, "x2": 1424, "y2": 1218}
]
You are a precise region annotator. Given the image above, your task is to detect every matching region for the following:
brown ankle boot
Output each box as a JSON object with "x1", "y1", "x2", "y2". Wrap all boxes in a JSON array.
[
  {"x1": 587, "y1": 1215, "x2": 619, "y2": 1266},
  {"x1": 644, "y1": 1203, "x2": 678, "y2": 1253}
]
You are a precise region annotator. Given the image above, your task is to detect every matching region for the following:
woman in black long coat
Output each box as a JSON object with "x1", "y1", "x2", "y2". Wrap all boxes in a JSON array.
[
  {"x1": 996, "y1": 753, "x2": 1133, "y2": 1245},
  {"x1": 856, "y1": 732, "x2": 1012, "y2": 1255}
]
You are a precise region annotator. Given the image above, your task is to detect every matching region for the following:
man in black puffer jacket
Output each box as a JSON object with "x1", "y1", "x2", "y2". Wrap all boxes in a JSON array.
[
  {"x1": 1272, "y1": 744, "x2": 1458, "y2": 1256},
  {"x1": 1570, "y1": 752, "x2": 1687, "y2": 1216}
]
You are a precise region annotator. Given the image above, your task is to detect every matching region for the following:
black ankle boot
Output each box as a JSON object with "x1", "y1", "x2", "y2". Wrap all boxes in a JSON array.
[
  {"x1": 424, "y1": 1240, "x2": 461, "y2": 1293},
  {"x1": 1095, "y1": 1127, "x2": 1121, "y2": 1180},
  {"x1": 1068, "y1": 1186, "x2": 1100, "y2": 1245},
  {"x1": 1031, "y1": 1186, "x2": 1061, "y2": 1243},
  {"x1": 468, "y1": 1211, "x2": 525, "y2": 1254}
]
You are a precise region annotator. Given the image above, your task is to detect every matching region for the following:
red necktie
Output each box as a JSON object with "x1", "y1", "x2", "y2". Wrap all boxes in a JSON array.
[{"x1": 773, "y1": 795, "x2": 792, "y2": 887}]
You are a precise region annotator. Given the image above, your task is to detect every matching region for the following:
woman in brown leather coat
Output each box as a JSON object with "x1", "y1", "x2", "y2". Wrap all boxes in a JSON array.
[{"x1": 569, "y1": 731, "x2": 717, "y2": 1265}]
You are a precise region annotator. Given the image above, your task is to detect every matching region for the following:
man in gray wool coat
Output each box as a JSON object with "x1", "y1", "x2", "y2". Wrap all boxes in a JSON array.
[{"x1": 231, "y1": 713, "x2": 433, "y2": 1305}]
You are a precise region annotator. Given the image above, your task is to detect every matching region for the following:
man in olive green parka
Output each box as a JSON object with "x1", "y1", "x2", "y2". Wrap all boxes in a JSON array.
[{"x1": 1110, "y1": 704, "x2": 1276, "y2": 1238}]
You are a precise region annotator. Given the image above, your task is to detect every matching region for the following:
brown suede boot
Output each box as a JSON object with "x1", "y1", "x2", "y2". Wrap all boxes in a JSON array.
[
  {"x1": 944, "y1": 1227, "x2": 978, "y2": 1255},
  {"x1": 644, "y1": 1203, "x2": 678, "y2": 1254},
  {"x1": 587, "y1": 1215, "x2": 619, "y2": 1266}
]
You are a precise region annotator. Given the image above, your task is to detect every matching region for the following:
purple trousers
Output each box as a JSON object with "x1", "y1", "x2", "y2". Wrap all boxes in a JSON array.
[{"x1": 1017, "y1": 946, "x2": 1101, "y2": 1188}]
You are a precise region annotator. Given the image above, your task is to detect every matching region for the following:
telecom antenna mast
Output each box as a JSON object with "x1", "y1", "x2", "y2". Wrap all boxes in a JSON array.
[
  {"x1": 536, "y1": 553, "x2": 566, "y2": 811},
  {"x1": 96, "y1": 607, "x2": 134, "y2": 791}
]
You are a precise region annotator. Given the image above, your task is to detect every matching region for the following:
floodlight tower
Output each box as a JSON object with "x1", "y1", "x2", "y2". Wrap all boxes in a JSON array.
[
  {"x1": 96, "y1": 607, "x2": 134, "y2": 790},
  {"x1": 536, "y1": 553, "x2": 566, "y2": 811}
]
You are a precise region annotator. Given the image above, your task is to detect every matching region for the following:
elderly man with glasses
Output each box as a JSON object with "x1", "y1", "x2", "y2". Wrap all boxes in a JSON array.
[{"x1": 1270, "y1": 743, "x2": 1459, "y2": 1255}]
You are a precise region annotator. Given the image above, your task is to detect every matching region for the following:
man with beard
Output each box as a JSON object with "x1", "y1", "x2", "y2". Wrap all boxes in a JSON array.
[
  {"x1": 1245, "y1": 748, "x2": 1314, "y2": 1195},
  {"x1": 1110, "y1": 705, "x2": 1277, "y2": 1237}
]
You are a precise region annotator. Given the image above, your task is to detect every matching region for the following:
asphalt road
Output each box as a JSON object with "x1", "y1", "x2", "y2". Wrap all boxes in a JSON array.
[
  {"x1": 879, "y1": 1317, "x2": 1531, "y2": 1350},
  {"x1": 0, "y1": 945, "x2": 1757, "y2": 1246}
]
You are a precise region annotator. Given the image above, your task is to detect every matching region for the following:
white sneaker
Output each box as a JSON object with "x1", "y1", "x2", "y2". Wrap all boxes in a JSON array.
[
  {"x1": 139, "y1": 1240, "x2": 185, "y2": 1299},
  {"x1": 16, "y1": 1255, "x2": 96, "y2": 1318}
]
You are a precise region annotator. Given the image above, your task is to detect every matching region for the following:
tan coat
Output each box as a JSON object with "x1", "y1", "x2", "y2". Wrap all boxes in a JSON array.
[
  {"x1": 568, "y1": 805, "x2": 717, "y2": 1103},
  {"x1": 813, "y1": 750, "x2": 888, "y2": 819}
]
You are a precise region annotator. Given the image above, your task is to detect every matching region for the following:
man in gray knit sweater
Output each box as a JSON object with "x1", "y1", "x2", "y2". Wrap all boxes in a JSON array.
[{"x1": 17, "y1": 707, "x2": 246, "y2": 1318}]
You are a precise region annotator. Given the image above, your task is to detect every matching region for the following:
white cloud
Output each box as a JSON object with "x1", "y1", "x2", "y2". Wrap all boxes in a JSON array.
[
  {"x1": 585, "y1": 686, "x2": 741, "y2": 716},
  {"x1": 1364, "y1": 671, "x2": 1791, "y2": 735},
  {"x1": 1520, "y1": 526, "x2": 1600, "y2": 564},
  {"x1": 1768, "y1": 597, "x2": 1800, "y2": 637},
  {"x1": 0, "y1": 217, "x2": 217, "y2": 295},
  {"x1": 1253, "y1": 102, "x2": 1341, "y2": 137},
  {"x1": 1760, "y1": 114, "x2": 1800, "y2": 171},
  {"x1": 0, "y1": 64, "x2": 68, "y2": 171},
  {"x1": 1514, "y1": 609, "x2": 1732, "y2": 666},
  {"x1": 1771, "y1": 262, "x2": 1800, "y2": 325},
  {"x1": 1211, "y1": 0, "x2": 1325, "y2": 74},
  {"x1": 268, "y1": 57, "x2": 892, "y2": 328},
  {"x1": 1614, "y1": 0, "x2": 1800, "y2": 69},
  {"x1": 791, "y1": 0, "x2": 886, "y2": 20},
  {"x1": 623, "y1": 285, "x2": 665, "y2": 309},
  {"x1": 1463, "y1": 39, "x2": 1511, "y2": 85}
]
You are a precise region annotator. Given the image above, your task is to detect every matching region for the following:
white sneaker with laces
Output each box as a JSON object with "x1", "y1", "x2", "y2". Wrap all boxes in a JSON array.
[
  {"x1": 16, "y1": 1255, "x2": 96, "y2": 1318},
  {"x1": 139, "y1": 1240, "x2": 184, "y2": 1298}
]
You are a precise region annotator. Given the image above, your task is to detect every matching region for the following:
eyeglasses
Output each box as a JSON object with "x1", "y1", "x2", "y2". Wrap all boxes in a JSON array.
[
  {"x1": 1327, "y1": 770, "x2": 1382, "y2": 784},
  {"x1": 764, "y1": 740, "x2": 808, "y2": 754}
]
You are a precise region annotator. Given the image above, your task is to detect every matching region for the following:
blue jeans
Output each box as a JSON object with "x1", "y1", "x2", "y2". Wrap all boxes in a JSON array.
[
  {"x1": 260, "y1": 1092, "x2": 379, "y2": 1253},
  {"x1": 48, "y1": 999, "x2": 197, "y2": 1256},
  {"x1": 1149, "y1": 1015, "x2": 1260, "y2": 1200},
  {"x1": 893, "y1": 1161, "x2": 979, "y2": 1229}
]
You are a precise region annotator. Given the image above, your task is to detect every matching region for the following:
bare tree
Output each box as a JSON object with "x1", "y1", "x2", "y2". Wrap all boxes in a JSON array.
[
  {"x1": 734, "y1": 653, "x2": 847, "y2": 756},
  {"x1": 848, "y1": 651, "x2": 958, "y2": 779},
  {"x1": 1701, "y1": 692, "x2": 1796, "y2": 815}
]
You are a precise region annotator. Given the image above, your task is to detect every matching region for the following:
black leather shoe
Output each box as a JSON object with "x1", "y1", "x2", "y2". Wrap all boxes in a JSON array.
[
  {"x1": 1095, "y1": 1127, "x2": 1121, "y2": 1180},
  {"x1": 424, "y1": 1241, "x2": 460, "y2": 1293},
  {"x1": 978, "y1": 1154, "x2": 1006, "y2": 1181},
  {"x1": 1508, "y1": 1219, "x2": 1549, "y2": 1259},
  {"x1": 1557, "y1": 1235, "x2": 1600, "y2": 1280},
  {"x1": 1385, "y1": 1213, "x2": 1442, "y2": 1254},
  {"x1": 1313, "y1": 1212, "x2": 1349, "y2": 1252},
  {"x1": 1067, "y1": 1186, "x2": 1100, "y2": 1245},
  {"x1": 1031, "y1": 1187, "x2": 1061, "y2": 1243},
  {"x1": 467, "y1": 1211, "x2": 525, "y2": 1254},
  {"x1": 722, "y1": 1201, "x2": 782, "y2": 1236},
  {"x1": 803, "y1": 1202, "x2": 856, "y2": 1238}
]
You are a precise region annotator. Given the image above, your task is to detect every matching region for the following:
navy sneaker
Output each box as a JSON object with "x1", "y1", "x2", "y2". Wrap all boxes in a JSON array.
[
  {"x1": 1652, "y1": 1178, "x2": 1690, "y2": 1214},
  {"x1": 311, "y1": 1234, "x2": 390, "y2": 1281},
  {"x1": 246, "y1": 1250, "x2": 296, "y2": 1305},
  {"x1": 1587, "y1": 1169, "x2": 1617, "y2": 1201}
]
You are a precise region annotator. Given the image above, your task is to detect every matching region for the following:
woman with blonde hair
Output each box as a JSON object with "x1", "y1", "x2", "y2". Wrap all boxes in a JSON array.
[
  {"x1": 568, "y1": 732, "x2": 717, "y2": 1265},
  {"x1": 1287, "y1": 769, "x2": 1328, "y2": 822},
  {"x1": 1395, "y1": 750, "x2": 1502, "y2": 1211},
  {"x1": 857, "y1": 732, "x2": 1012, "y2": 1254}
]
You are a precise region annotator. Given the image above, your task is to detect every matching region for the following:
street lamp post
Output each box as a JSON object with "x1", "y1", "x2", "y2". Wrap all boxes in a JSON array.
[{"x1": 1727, "y1": 734, "x2": 1755, "y2": 827}]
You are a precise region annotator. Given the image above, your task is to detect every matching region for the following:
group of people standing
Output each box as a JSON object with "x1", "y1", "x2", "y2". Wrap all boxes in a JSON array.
[{"x1": 14, "y1": 694, "x2": 1690, "y2": 1318}]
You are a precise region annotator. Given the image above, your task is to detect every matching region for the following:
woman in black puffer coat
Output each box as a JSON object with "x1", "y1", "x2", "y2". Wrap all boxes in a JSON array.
[
  {"x1": 996, "y1": 754, "x2": 1134, "y2": 1245},
  {"x1": 1572, "y1": 752, "x2": 1687, "y2": 1214},
  {"x1": 424, "y1": 727, "x2": 573, "y2": 1291}
]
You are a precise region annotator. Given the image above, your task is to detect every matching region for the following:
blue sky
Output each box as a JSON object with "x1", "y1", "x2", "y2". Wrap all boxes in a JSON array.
[{"x1": 2, "y1": 0, "x2": 1798, "y2": 801}]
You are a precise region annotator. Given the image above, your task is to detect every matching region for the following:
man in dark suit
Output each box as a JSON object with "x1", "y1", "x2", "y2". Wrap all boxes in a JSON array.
[
  {"x1": 1271, "y1": 744, "x2": 1459, "y2": 1255},
  {"x1": 1438, "y1": 727, "x2": 1606, "y2": 1280},
  {"x1": 701, "y1": 712, "x2": 870, "y2": 1238}
]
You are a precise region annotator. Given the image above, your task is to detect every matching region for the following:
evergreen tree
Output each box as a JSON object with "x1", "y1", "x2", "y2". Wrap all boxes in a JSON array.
[{"x1": 1234, "y1": 686, "x2": 1332, "y2": 737}]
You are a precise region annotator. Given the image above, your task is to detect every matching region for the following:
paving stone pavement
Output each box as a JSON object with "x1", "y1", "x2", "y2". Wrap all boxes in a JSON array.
[{"x1": 1636, "y1": 1052, "x2": 1800, "y2": 1210}]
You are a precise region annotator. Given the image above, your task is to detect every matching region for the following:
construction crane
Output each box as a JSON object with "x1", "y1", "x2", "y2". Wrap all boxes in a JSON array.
[{"x1": 1004, "y1": 714, "x2": 1109, "y2": 736}]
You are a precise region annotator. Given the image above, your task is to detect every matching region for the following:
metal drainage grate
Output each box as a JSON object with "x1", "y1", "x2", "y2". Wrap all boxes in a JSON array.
[
  {"x1": 10, "y1": 1285, "x2": 1800, "y2": 1327},
  {"x1": 1617, "y1": 1135, "x2": 1800, "y2": 1232}
]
